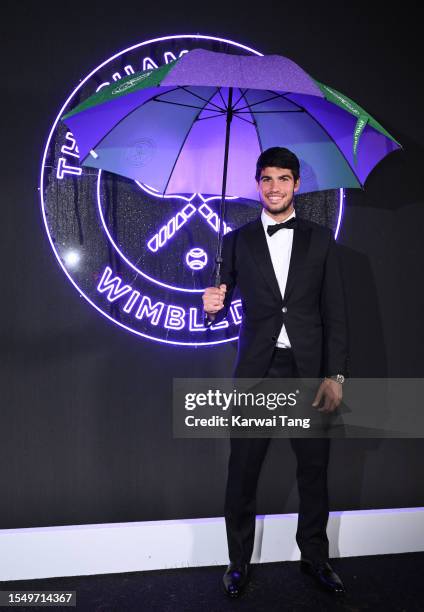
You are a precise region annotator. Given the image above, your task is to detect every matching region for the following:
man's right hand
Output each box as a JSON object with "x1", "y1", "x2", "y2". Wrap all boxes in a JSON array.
[{"x1": 202, "y1": 284, "x2": 227, "y2": 320}]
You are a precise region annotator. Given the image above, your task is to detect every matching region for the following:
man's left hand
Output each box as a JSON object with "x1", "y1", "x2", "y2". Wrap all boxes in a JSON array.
[{"x1": 312, "y1": 378, "x2": 343, "y2": 413}]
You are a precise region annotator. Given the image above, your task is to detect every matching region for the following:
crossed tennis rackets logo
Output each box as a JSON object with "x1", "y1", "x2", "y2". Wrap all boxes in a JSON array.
[{"x1": 141, "y1": 185, "x2": 232, "y2": 254}]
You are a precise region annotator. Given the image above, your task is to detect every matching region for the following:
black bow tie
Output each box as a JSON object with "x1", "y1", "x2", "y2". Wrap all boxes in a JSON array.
[{"x1": 267, "y1": 217, "x2": 297, "y2": 236}]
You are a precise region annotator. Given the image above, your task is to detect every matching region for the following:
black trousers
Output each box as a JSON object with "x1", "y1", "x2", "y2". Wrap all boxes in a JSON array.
[{"x1": 224, "y1": 348, "x2": 330, "y2": 565}]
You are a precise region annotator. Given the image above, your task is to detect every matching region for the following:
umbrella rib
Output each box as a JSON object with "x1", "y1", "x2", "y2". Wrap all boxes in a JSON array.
[
  {"x1": 234, "y1": 93, "x2": 288, "y2": 112},
  {"x1": 178, "y1": 86, "x2": 224, "y2": 111},
  {"x1": 217, "y1": 87, "x2": 228, "y2": 109},
  {"x1": 162, "y1": 88, "x2": 221, "y2": 196},
  {"x1": 241, "y1": 88, "x2": 363, "y2": 187},
  {"x1": 277, "y1": 91, "x2": 364, "y2": 186},
  {"x1": 150, "y1": 86, "x2": 181, "y2": 99},
  {"x1": 235, "y1": 110, "x2": 304, "y2": 114},
  {"x1": 149, "y1": 86, "x2": 208, "y2": 108},
  {"x1": 234, "y1": 114, "x2": 256, "y2": 126},
  {"x1": 232, "y1": 88, "x2": 248, "y2": 109},
  {"x1": 239, "y1": 90, "x2": 264, "y2": 154},
  {"x1": 152, "y1": 98, "x2": 206, "y2": 111},
  {"x1": 79, "y1": 87, "x2": 185, "y2": 160},
  {"x1": 196, "y1": 113, "x2": 226, "y2": 121}
]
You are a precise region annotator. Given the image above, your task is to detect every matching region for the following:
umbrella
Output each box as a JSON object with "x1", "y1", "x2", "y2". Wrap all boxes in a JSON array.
[{"x1": 62, "y1": 48, "x2": 401, "y2": 284}]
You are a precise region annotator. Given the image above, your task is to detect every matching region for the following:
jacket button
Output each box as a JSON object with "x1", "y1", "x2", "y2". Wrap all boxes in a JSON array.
[
  {"x1": 271, "y1": 336, "x2": 277, "y2": 342},
  {"x1": 282, "y1": 306, "x2": 287, "y2": 313}
]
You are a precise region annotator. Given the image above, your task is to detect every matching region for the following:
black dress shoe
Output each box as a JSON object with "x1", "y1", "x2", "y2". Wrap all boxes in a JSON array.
[
  {"x1": 300, "y1": 558, "x2": 346, "y2": 594},
  {"x1": 223, "y1": 562, "x2": 249, "y2": 598}
]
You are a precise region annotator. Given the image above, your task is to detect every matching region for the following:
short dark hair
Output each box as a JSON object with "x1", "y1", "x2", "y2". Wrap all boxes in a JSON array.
[{"x1": 255, "y1": 147, "x2": 300, "y2": 182}]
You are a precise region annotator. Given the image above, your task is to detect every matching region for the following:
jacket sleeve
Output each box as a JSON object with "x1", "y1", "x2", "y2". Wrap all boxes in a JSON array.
[
  {"x1": 204, "y1": 230, "x2": 238, "y2": 327},
  {"x1": 320, "y1": 233, "x2": 349, "y2": 377}
]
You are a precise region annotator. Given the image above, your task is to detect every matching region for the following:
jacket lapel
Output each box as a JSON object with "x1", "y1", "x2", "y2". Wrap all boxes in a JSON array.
[
  {"x1": 246, "y1": 218, "x2": 282, "y2": 303},
  {"x1": 283, "y1": 220, "x2": 312, "y2": 301},
  {"x1": 245, "y1": 216, "x2": 312, "y2": 303}
]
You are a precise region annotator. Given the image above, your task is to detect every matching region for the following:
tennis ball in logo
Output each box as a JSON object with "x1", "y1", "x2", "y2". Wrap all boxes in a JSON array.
[{"x1": 185, "y1": 248, "x2": 208, "y2": 271}]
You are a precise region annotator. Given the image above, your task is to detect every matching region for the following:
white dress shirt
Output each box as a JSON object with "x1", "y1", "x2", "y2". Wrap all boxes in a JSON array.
[{"x1": 261, "y1": 208, "x2": 295, "y2": 348}]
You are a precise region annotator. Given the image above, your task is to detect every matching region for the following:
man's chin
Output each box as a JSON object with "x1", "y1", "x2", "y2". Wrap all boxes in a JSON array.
[{"x1": 265, "y1": 203, "x2": 291, "y2": 215}]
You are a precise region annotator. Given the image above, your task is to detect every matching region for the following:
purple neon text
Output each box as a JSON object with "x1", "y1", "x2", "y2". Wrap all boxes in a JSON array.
[{"x1": 97, "y1": 266, "x2": 242, "y2": 331}]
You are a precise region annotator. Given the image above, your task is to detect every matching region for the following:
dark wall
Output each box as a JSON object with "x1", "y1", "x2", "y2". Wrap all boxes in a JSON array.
[{"x1": 1, "y1": 1, "x2": 423, "y2": 528}]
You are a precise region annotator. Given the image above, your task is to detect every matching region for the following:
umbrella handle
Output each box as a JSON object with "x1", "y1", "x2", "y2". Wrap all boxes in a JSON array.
[{"x1": 213, "y1": 255, "x2": 223, "y2": 288}]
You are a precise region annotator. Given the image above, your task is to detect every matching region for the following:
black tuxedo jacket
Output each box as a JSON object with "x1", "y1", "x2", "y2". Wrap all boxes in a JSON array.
[{"x1": 214, "y1": 216, "x2": 349, "y2": 379}]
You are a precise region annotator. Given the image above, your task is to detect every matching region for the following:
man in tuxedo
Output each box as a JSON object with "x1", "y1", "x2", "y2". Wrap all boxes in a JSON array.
[{"x1": 202, "y1": 147, "x2": 348, "y2": 597}]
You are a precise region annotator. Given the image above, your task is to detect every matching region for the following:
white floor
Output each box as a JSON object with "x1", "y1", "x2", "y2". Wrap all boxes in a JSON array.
[{"x1": 1, "y1": 507, "x2": 423, "y2": 581}]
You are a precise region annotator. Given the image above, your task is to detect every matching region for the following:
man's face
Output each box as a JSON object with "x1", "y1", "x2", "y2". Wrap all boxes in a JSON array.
[{"x1": 257, "y1": 166, "x2": 300, "y2": 218}]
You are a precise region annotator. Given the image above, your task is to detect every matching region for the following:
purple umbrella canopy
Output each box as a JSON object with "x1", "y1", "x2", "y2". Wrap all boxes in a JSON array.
[{"x1": 63, "y1": 49, "x2": 401, "y2": 200}]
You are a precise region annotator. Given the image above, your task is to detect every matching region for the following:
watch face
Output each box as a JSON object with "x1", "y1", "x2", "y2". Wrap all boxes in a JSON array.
[{"x1": 40, "y1": 34, "x2": 343, "y2": 348}]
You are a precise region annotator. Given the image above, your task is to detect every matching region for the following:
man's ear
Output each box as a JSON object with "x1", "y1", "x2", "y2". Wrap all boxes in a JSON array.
[{"x1": 294, "y1": 178, "x2": 300, "y2": 193}]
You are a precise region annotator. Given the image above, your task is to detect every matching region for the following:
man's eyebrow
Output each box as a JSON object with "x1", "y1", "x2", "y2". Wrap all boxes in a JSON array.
[{"x1": 260, "y1": 173, "x2": 291, "y2": 179}]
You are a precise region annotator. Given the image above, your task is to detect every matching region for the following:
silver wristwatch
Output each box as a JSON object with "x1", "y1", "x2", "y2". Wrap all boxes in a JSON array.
[{"x1": 329, "y1": 374, "x2": 345, "y2": 384}]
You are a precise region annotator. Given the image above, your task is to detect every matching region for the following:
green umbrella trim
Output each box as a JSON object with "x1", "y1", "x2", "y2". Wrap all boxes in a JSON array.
[
  {"x1": 314, "y1": 80, "x2": 401, "y2": 160},
  {"x1": 63, "y1": 60, "x2": 179, "y2": 119},
  {"x1": 353, "y1": 115, "x2": 368, "y2": 163}
]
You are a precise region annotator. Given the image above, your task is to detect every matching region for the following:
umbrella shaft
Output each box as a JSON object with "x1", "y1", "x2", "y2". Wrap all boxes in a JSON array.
[{"x1": 214, "y1": 87, "x2": 233, "y2": 287}]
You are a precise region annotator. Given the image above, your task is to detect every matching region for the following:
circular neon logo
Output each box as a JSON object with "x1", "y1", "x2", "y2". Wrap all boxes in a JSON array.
[
  {"x1": 40, "y1": 35, "x2": 267, "y2": 346},
  {"x1": 40, "y1": 34, "x2": 343, "y2": 347}
]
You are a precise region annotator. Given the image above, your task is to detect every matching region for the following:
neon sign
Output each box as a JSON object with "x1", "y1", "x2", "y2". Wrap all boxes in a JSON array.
[
  {"x1": 40, "y1": 35, "x2": 267, "y2": 346},
  {"x1": 40, "y1": 34, "x2": 343, "y2": 347},
  {"x1": 96, "y1": 266, "x2": 242, "y2": 330}
]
